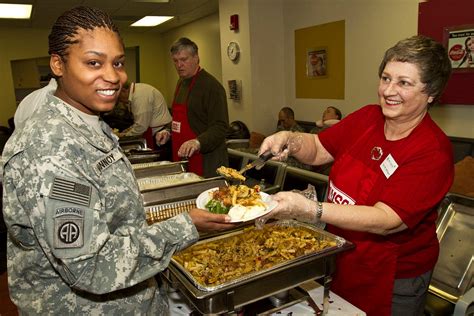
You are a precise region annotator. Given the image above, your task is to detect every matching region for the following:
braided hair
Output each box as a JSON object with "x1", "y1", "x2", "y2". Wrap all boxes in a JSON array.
[{"x1": 48, "y1": 6, "x2": 122, "y2": 61}]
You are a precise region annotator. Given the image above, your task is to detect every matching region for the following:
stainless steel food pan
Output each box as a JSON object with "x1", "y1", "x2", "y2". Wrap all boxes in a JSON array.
[
  {"x1": 165, "y1": 220, "x2": 353, "y2": 314},
  {"x1": 430, "y1": 194, "x2": 474, "y2": 302},
  {"x1": 141, "y1": 177, "x2": 227, "y2": 206},
  {"x1": 145, "y1": 199, "x2": 196, "y2": 224},
  {"x1": 132, "y1": 161, "x2": 185, "y2": 179},
  {"x1": 137, "y1": 172, "x2": 202, "y2": 191}
]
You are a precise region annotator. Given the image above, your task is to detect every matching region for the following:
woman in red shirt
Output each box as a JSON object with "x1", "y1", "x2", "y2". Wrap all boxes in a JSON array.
[{"x1": 259, "y1": 35, "x2": 453, "y2": 316}]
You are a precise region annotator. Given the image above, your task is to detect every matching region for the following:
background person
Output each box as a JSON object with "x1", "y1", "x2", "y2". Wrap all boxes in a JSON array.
[
  {"x1": 2, "y1": 7, "x2": 233, "y2": 315},
  {"x1": 310, "y1": 106, "x2": 342, "y2": 134},
  {"x1": 13, "y1": 77, "x2": 57, "y2": 129},
  {"x1": 115, "y1": 81, "x2": 172, "y2": 149},
  {"x1": 166, "y1": 37, "x2": 229, "y2": 178},
  {"x1": 257, "y1": 35, "x2": 453, "y2": 316},
  {"x1": 275, "y1": 107, "x2": 308, "y2": 170},
  {"x1": 276, "y1": 106, "x2": 305, "y2": 133}
]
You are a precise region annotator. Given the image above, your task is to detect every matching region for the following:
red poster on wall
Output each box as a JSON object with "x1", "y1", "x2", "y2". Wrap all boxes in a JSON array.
[
  {"x1": 446, "y1": 26, "x2": 474, "y2": 70},
  {"x1": 418, "y1": 0, "x2": 474, "y2": 105}
]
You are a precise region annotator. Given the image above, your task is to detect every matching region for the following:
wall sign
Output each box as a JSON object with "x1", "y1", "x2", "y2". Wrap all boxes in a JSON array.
[
  {"x1": 418, "y1": 0, "x2": 474, "y2": 105},
  {"x1": 445, "y1": 25, "x2": 474, "y2": 71},
  {"x1": 295, "y1": 20, "x2": 345, "y2": 99},
  {"x1": 306, "y1": 47, "x2": 327, "y2": 78}
]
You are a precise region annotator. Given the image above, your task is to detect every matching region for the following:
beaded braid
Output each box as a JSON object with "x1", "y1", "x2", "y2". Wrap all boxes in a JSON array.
[{"x1": 48, "y1": 6, "x2": 122, "y2": 60}]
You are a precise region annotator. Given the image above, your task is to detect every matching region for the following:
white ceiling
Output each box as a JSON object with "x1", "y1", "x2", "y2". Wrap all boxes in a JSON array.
[{"x1": 0, "y1": 0, "x2": 219, "y2": 33}]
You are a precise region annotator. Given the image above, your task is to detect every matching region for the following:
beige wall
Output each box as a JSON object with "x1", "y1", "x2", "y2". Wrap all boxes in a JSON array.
[
  {"x1": 1, "y1": 2, "x2": 472, "y2": 138},
  {"x1": 121, "y1": 32, "x2": 167, "y2": 94},
  {"x1": 219, "y1": 0, "x2": 287, "y2": 135},
  {"x1": 217, "y1": 0, "x2": 474, "y2": 138},
  {"x1": 219, "y1": 0, "x2": 253, "y2": 130},
  {"x1": 281, "y1": 0, "x2": 473, "y2": 138},
  {"x1": 0, "y1": 27, "x2": 50, "y2": 126}
]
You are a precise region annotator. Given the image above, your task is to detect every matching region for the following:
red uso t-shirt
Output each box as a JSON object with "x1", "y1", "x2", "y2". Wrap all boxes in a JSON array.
[{"x1": 318, "y1": 104, "x2": 454, "y2": 277}]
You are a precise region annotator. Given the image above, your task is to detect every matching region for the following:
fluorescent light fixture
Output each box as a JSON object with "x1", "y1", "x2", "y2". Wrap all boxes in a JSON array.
[
  {"x1": 131, "y1": 16, "x2": 173, "y2": 27},
  {"x1": 0, "y1": 3, "x2": 32, "y2": 19},
  {"x1": 132, "y1": 0, "x2": 170, "y2": 2}
]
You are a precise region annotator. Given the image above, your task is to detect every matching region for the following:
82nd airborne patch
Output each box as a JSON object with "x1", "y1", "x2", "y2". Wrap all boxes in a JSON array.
[{"x1": 54, "y1": 206, "x2": 84, "y2": 249}]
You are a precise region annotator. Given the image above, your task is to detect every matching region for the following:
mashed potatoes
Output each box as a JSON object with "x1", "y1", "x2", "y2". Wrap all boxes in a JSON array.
[{"x1": 228, "y1": 204, "x2": 266, "y2": 221}]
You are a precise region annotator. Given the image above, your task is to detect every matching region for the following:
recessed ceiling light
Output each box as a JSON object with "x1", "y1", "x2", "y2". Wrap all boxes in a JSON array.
[
  {"x1": 0, "y1": 3, "x2": 32, "y2": 19},
  {"x1": 131, "y1": 16, "x2": 173, "y2": 27},
  {"x1": 132, "y1": 0, "x2": 170, "y2": 2}
]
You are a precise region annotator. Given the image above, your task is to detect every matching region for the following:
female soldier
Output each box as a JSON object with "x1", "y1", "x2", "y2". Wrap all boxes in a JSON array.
[
  {"x1": 258, "y1": 35, "x2": 453, "y2": 316},
  {"x1": 2, "y1": 6, "x2": 233, "y2": 314}
]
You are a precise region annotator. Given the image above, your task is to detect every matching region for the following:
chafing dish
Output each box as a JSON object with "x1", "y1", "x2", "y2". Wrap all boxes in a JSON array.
[
  {"x1": 132, "y1": 161, "x2": 188, "y2": 180},
  {"x1": 119, "y1": 136, "x2": 147, "y2": 151},
  {"x1": 146, "y1": 199, "x2": 197, "y2": 224},
  {"x1": 137, "y1": 172, "x2": 202, "y2": 191},
  {"x1": 164, "y1": 220, "x2": 353, "y2": 314},
  {"x1": 126, "y1": 149, "x2": 163, "y2": 164},
  {"x1": 142, "y1": 177, "x2": 227, "y2": 221},
  {"x1": 430, "y1": 194, "x2": 474, "y2": 302}
]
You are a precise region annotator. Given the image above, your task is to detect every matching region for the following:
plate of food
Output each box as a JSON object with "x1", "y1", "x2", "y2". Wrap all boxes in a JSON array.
[{"x1": 196, "y1": 184, "x2": 278, "y2": 223}]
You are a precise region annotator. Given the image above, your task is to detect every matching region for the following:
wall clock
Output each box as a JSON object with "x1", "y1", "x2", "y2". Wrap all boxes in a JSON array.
[{"x1": 227, "y1": 41, "x2": 240, "y2": 62}]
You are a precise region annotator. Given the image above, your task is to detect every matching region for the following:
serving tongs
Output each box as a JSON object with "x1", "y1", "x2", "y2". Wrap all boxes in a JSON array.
[
  {"x1": 216, "y1": 151, "x2": 275, "y2": 183},
  {"x1": 238, "y1": 150, "x2": 274, "y2": 174}
]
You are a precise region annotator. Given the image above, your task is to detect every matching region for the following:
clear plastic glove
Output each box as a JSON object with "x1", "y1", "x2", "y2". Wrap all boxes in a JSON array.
[
  {"x1": 178, "y1": 139, "x2": 200, "y2": 158},
  {"x1": 258, "y1": 131, "x2": 304, "y2": 162},
  {"x1": 255, "y1": 185, "x2": 320, "y2": 228},
  {"x1": 155, "y1": 130, "x2": 170, "y2": 145}
]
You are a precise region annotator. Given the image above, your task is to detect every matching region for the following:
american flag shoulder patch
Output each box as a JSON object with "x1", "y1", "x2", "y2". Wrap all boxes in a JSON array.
[{"x1": 50, "y1": 177, "x2": 91, "y2": 207}]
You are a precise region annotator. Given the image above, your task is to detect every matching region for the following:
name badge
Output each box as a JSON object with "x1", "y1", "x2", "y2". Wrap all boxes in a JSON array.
[
  {"x1": 380, "y1": 154, "x2": 398, "y2": 179},
  {"x1": 93, "y1": 148, "x2": 123, "y2": 175},
  {"x1": 172, "y1": 120, "x2": 181, "y2": 133}
]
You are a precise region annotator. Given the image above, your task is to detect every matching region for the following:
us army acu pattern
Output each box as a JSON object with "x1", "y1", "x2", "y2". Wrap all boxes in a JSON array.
[{"x1": 2, "y1": 94, "x2": 199, "y2": 315}]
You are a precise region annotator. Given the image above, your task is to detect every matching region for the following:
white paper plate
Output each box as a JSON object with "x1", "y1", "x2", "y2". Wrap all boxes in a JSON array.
[{"x1": 196, "y1": 187, "x2": 278, "y2": 223}]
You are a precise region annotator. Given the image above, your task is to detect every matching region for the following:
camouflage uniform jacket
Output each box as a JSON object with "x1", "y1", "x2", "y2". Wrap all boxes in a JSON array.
[{"x1": 2, "y1": 94, "x2": 199, "y2": 315}]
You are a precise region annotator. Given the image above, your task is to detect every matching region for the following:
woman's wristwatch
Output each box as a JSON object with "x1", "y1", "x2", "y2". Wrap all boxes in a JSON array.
[{"x1": 316, "y1": 201, "x2": 323, "y2": 220}]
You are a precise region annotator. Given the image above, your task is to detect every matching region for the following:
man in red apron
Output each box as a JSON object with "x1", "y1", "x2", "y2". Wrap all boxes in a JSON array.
[{"x1": 168, "y1": 37, "x2": 229, "y2": 177}]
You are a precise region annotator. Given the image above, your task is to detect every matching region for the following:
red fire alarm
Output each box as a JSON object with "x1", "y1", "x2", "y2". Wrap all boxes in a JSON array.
[{"x1": 230, "y1": 14, "x2": 239, "y2": 31}]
